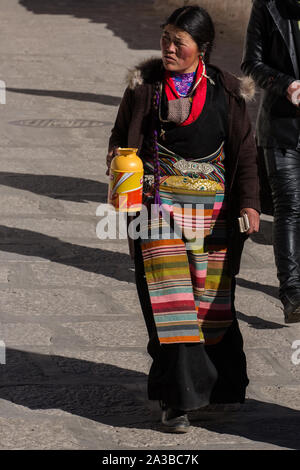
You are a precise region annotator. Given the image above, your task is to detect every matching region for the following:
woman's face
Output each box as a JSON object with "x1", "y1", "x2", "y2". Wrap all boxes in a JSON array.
[{"x1": 160, "y1": 24, "x2": 201, "y2": 74}]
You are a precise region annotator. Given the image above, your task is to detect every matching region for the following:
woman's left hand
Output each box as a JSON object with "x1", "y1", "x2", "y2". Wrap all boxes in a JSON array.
[{"x1": 240, "y1": 208, "x2": 260, "y2": 235}]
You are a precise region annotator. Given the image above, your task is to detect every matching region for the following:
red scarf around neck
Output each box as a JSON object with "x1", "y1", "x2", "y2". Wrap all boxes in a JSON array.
[{"x1": 164, "y1": 61, "x2": 207, "y2": 127}]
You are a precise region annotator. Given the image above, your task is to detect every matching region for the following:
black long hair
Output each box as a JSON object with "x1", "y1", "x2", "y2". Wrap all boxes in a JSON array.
[{"x1": 162, "y1": 5, "x2": 215, "y2": 63}]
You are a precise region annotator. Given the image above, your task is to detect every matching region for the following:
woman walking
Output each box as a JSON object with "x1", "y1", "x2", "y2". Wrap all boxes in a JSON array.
[{"x1": 106, "y1": 5, "x2": 260, "y2": 433}]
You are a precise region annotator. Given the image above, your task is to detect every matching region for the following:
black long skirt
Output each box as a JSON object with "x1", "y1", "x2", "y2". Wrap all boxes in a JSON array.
[{"x1": 134, "y1": 240, "x2": 249, "y2": 412}]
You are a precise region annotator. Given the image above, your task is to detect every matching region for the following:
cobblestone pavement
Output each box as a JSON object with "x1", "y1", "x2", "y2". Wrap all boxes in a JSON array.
[{"x1": 0, "y1": 0, "x2": 299, "y2": 450}]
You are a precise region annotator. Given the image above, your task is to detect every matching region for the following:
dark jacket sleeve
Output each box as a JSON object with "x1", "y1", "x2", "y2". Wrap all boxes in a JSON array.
[
  {"x1": 235, "y1": 98, "x2": 261, "y2": 212},
  {"x1": 108, "y1": 86, "x2": 134, "y2": 150},
  {"x1": 224, "y1": 74, "x2": 261, "y2": 213},
  {"x1": 225, "y1": 89, "x2": 261, "y2": 276},
  {"x1": 241, "y1": 0, "x2": 295, "y2": 97}
]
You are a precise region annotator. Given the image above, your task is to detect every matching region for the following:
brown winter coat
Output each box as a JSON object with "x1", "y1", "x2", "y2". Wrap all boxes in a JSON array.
[{"x1": 108, "y1": 58, "x2": 261, "y2": 275}]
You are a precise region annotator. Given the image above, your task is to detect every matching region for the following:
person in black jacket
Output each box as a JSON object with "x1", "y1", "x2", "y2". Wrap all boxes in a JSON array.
[{"x1": 241, "y1": 0, "x2": 300, "y2": 323}]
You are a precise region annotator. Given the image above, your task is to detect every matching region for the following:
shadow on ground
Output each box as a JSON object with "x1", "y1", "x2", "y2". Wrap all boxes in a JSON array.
[
  {"x1": 0, "y1": 225, "x2": 134, "y2": 283},
  {"x1": 19, "y1": 0, "x2": 161, "y2": 51},
  {"x1": 237, "y1": 311, "x2": 287, "y2": 330},
  {"x1": 1, "y1": 348, "x2": 299, "y2": 449},
  {"x1": 236, "y1": 277, "x2": 278, "y2": 300},
  {"x1": 190, "y1": 401, "x2": 300, "y2": 449},
  {"x1": 0, "y1": 172, "x2": 108, "y2": 203},
  {"x1": 6, "y1": 88, "x2": 122, "y2": 107}
]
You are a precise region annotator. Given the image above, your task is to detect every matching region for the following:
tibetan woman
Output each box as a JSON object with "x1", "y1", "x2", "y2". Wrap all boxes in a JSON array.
[{"x1": 106, "y1": 5, "x2": 260, "y2": 433}]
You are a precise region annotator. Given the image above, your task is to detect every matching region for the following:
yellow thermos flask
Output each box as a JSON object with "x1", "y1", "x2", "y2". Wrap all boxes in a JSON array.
[{"x1": 107, "y1": 148, "x2": 144, "y2": 212}]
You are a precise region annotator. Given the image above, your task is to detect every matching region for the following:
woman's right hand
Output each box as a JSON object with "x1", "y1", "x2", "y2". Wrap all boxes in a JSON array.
[{"x1": 106, "y1": 147, "x2": 119, "y2": 176}]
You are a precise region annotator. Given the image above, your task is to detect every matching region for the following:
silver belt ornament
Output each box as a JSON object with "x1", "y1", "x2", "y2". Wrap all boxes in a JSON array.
[{"x1": 173, "y1": 160, "x2": 214, "y2": 175}]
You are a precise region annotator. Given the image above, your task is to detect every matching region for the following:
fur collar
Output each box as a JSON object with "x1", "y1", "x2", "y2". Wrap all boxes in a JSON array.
[{"x1": 127, "y1": 57, "x2": 256, "y2": 102}]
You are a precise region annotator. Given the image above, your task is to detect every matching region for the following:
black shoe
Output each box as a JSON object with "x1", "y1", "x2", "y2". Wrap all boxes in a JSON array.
[
  {"x1": 160, "y1": 404, "x2": 190, "y2": 434},
  {"x1": 283, "y1": 295, "x2": 300, "y2": 324}
]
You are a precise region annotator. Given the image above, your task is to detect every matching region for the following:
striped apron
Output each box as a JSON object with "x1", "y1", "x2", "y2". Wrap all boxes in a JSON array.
[{"x1": 140, "y1": 143, "x2": 233, "y2": 346}]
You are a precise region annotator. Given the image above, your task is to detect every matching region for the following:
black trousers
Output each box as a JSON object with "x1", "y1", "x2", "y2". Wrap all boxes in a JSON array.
[
  {"x1": 264, "y1": 148, "x2": 300, "y2": 302},
  {"x1": 134, "y1": 240, "x2": 249, "y2": 411}
]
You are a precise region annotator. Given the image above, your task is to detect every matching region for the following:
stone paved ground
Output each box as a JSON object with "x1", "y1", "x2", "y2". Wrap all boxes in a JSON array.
[{"x1": 0, "y1": 0, "x2": 299, "y2": 450}]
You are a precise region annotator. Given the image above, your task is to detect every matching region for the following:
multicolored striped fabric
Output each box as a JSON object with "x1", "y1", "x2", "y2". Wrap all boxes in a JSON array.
[
  {"x1": 142, "y1": 238, "x2": 204, "y2": 344},
  {"x1": 140, "y1": 144, "x2": 233, "y2": 345}
]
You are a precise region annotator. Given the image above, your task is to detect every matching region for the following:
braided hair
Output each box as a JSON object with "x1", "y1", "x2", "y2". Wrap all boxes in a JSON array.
[{"x1": 152, "y1": 81, "x2": 162, "y2": 208}]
